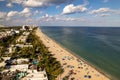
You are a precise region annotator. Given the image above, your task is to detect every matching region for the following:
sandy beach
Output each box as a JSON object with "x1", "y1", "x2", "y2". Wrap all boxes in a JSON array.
[{"x1": 35, "y1": 27, "x2": 110, "y2": 80}]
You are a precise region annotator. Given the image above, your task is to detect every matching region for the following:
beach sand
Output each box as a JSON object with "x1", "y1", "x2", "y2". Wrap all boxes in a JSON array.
[{"x1": 35, "y1": 28, "x2": 110, "y2": 80}]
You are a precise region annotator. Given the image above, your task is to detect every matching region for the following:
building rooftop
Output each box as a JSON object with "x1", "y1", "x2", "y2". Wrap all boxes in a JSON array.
[{"x1": 23, "y1": 70, "x2": 48, "y2": 80}]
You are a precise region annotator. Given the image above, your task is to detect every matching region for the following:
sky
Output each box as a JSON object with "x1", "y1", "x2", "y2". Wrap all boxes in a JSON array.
[{"x1": 0, "y1": 0, "x2": 120, "y2": 27}]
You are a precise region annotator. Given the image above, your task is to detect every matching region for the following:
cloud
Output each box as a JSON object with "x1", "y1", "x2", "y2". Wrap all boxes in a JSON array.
[
  {"x1": 9, "y1": 0, "x2": 23, "y2": 4},
  {"x1": 0, "y1": 0, "x2": 4, "y2": 1},
  {"x1": 7, "y1": 11, "x2": 18, "y2": 17},
  {"x1": 100, "y1": 14, "x2": 110, "y2": 17},
  {"x1": 38, "y1": 14, "x2": 86, "y2": 22},
  {"x1": 111, "y1": 9, "x2": 120, "y2": 15},
  {"x1": 34, "y1": 10, "x2": 39, "y2": 14},
  {"x1": 103, "y1": 0, "x2": 109, "y2": 3},
  {"x1": 0, "y1": 12, "x2": 7, "y2": 19},
  {"x1": 89, "y1": 8, "x2": 120, "y2": 17},
  {"x1": 9, "y1": 0, "x2": 74, "y2": 8},
  {"x1": 36, "y1": 14, "x2": 87, "y2": 26},
  {"x1": 3, "y1": 8, "x2": 33, "y2": 26},
  {"x1": 20, "y1": 7, "x2": 31, "y2": 13},
  {"x1": 22, "y1": 0, "x2": 43, "y2": 7},
  {"x1": 7, "y1": 7, "x2": 32, "y2": 20},
  {"x1": 62, "y1": 4, "x2": 87, "y2": 14},
  {"x1": 39, "y1": 14, "x2": 56, "y2": 21},
  {"x1": 56, "y1": 5, "x2": 60, "y2": 9},
  {"x1": 89, "y1": 8, "x2": 110, "y2": 14},
  {"x1": 6, "y1": 3, "x2": 13, "y2": 7},
  {"x1": 20, "y1": 8, "x2": 32, "y2": 17}
]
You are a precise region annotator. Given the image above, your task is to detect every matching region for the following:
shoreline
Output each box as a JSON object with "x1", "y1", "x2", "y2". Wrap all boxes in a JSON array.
[
  {"x1": 40, "y1": 28, "x2": 111, "y2": 79},
  {"x1": 42, "y1": 35, "x2": 111, "y2": 79},
  {"x1": 36, "y1": 27, "x2": 110, "y2": 80}
]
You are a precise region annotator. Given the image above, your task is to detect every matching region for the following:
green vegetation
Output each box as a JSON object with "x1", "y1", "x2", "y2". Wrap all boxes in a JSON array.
[
  {"x1": 11, "y1": 28, "x2": 63, "y2": 80},
  {"x1": 0, "y1": 34, "x2": 19, "y2": 47},
  {"x1": 0, "y1": 27, "x2": 63, "y2": 80},
  {"x1": 0, "y1": 26, "x2": 21, "y2": 30},
  {"x1": 0, "y1": 66, "x2": 5, "y2": 73},
  {"x1": 0, "y1": 32, "x2": 22, "y2": 57},
  {"x1": 27, "y1": 29, "x2": 64, "y2": 80},
  {"x1": 0, "y1": 57, "x2": 4, "y2": 63}
]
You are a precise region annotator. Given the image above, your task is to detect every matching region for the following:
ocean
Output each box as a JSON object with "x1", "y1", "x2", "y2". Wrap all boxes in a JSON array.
[{"x1": 40, "y1": 27, "x2": 120, "y2": 80}]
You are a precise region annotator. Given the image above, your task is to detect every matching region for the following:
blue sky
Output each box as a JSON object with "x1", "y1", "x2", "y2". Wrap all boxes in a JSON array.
[{"x1": 0, "y1": 0, "x2": 120, "y2": 27}]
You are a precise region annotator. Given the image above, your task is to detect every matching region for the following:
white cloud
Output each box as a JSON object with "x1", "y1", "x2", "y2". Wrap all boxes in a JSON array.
[
  {"x1": 62, "y1": 4, "x2": 87, "y2": 14},
  {"x1": 10, "y1": 0, "x2": 23, "y2": 4},
  {"x1": 34, "y1": 10, "x2": 39, "y2": 14},
  {"x1": 89, "y1": 8, "x2": 110, "y2": 14},
  {"x1": 100, "y1": 14, "x2": 110, "y2": 17},
  {"x1": 103, "y1": 0, "x2": 109, "y2": 3},
  {"x1": 20, "y1": 8, "x2": 32, "y2": 17},
  {"x1": 7, "y1": 7, "x2": 32, "y2": 19},
  {"x1": 20, "y1": 8, "x2": 31, "y2": 13},
  {"x1": 0, "y1": 0, "x2": 4, "y2": 1},
  {"x1": 56, "y1": 5, "x2": 60, "y2": 9},
  {"x1": 0, "y1": 12, "x2": 7, "y2": 19},
  {"x1": 111, "y1": 9, "x2": 120, "y2": 15},
  {"x1": 7, "y1": 11, "x2": 18, "y2": 17},
  {"x1": 6, "y1": 3, "x2": 13, "y2": 7},
  {"x1": 22, "y1": 0, "x2": 43, "y2": 7},
  {"x1": 10, "y1": 0, "x2": 74, "y2": 8},
  {"x1": 36, "y1": 14, "x2": 87, "y2": 26},
  {"x1": 89, "y1": 8, "x2": 120, "y2": 17},
  {"x1": 39, "y1": 14, "x2": 86, "y2": 22},
  {"x1": 40, "y1": 14, "x2": 54, "y2": 21}
]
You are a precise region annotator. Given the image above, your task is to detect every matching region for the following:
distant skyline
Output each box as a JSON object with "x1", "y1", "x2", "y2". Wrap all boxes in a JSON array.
[{"x1": 0, "y1": 0, "x2": 120, "y2": 27}]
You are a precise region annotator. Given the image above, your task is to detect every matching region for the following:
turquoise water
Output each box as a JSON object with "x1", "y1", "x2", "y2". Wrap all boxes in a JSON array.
[{"x1": 40, "y1": 27, "x2": 120, "y2": 80}]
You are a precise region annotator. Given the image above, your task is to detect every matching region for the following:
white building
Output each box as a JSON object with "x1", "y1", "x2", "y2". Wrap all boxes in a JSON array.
[
  {"x1": 22, "y1": 25, "x2": 26, "y2": 30},
  {"x1": 24, "y1": 70, "x2": 48, "y2": 80},
  {"x1": 29, "y1": 26, "x2": 33, "y2": 31},
  {"x1": 15, "y1": 30, "x2": 20, "y2": 34},
  {"x1": 8, "y1": 45, "x2": 15, "y2": 53},
  {"x1": 16, "y1": 36, "x2": 27, "y2": 43},
  {"x1": 9, "y1": 64, "x2": 29, "y2": 71},
  {"x1": 16, "y1": 32, "x2": 30, "y2": 43},
  {"x1": 0, "y1": 32, "x2": 8, "y2": 38},
  {"x1": 8, "y1": 47, "x2": 12, "y2": 53},
  {"x1": 16, "y1": 58, "x2": 29, "y2": 64},
  {"x1": 16, "y1": 44, "x2": 33, "y2": 48},
  {"x1": 6, "y1": 64, "x2": 48, "y2": 80},
  {"x1": 6, "y1": 29, "x2": 19, "y2": 36}
]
